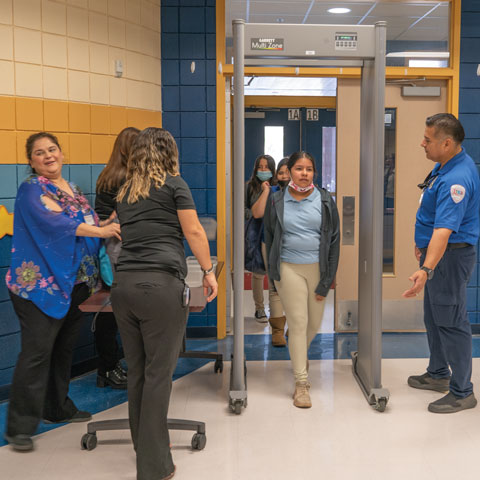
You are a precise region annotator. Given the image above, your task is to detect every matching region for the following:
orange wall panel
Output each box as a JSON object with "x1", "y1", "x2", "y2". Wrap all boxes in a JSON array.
[
  {"x1": 16, "y1": 131, "x2": 36, "y2": 164},
  {"x1": 91, "y1": 105, "x2": 110, "y2": 135},
  {"x1": 0, "y1": 97, "x2": 16, "y2": 130},
  {"x1": 109, "y1": 106, "x2": 128, "y2": 135},
  {"x1": 16, "y1": 98, "x2": 44, "y2": 131},
  {"x1": 0, "y1": 131, "x2": 17, "y2": 164},
  {"x1": 69, "y1": 103, "x2": 91, "y2": 133},
  {"x1": 91, "y1": 135, "x2": 113, "y2": 164},
  {"x1": 69, "y1": 133, "x2": 91, "y2": 163},
  {"x1": 44, "y1": 101, "x2": 69, "y2": 133}
]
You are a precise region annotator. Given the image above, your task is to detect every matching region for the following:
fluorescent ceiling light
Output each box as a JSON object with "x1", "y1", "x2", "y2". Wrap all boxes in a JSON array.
[
  {"x1": 328, "y1": 7, "x2": 351, "y2": 14},
  {"x1": 386, "y1": 51, "x2": 450, "y2": 58}
]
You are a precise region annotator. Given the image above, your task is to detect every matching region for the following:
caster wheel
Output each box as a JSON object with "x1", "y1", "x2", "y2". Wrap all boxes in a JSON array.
[
  {"x1": 375, "y1": 398, "x2": 387, "y2": 412},
  {"x1": 214, "y1": 359, "x2": 223, "y2": 373},
  {"x1": 81, "y1": 433, "x2": 97, "y2": 451},
  {"x1": 191, "y1": 433, "x2": 207, "y2": 450},
  {"x1": 233, "y1": 400, "x2": 242, "y2": 415}
]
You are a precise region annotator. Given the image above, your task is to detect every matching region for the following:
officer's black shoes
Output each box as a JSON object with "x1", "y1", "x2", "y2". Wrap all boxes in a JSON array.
[
  {"x1": 43, "y1": 410, "x2": 92, "y2": 424},
  {"x1": 428, "y1": 392, "x2": 477, "y2": 414},
  {"x1": 407, "y1": 372, "x2": 450, "y2": 392},
  {"x1": 97, "y1": 363, "x2": 127, "y2": 389},
  {"x1": 4, "y1": 433, "x2": 34, "y2": 452}
]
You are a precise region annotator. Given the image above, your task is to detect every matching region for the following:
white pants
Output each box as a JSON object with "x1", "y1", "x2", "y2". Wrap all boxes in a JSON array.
[{"x1": 275, "y1": 262, "x2": 326, "y2": 382}]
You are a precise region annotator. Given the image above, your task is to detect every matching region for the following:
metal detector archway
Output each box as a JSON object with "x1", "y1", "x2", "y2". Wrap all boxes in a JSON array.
[{"x1": 229, "y1": 19, "x2": 390, "y2": 414}]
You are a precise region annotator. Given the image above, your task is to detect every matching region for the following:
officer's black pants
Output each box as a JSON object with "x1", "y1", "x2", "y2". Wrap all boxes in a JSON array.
[
  {"x1": 423, "y1": 246, "x2": 476, "y2": 398},
  {"x1": 6, "y1": 283, "x2": 89, "y2": 436},
  {"x1": 111, "y1": 271, "x2": 188, "y2": 480}
]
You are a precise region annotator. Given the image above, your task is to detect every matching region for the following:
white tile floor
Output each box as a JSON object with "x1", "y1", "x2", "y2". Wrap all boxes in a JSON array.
[{"x1": 3, "y1": 358, "x2": 480, "y2": 480}]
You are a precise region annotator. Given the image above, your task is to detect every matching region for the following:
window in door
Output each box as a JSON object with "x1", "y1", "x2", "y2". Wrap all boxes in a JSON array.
[{"x1": 264, "y1": 126, "x2": 284, "y2": 164}]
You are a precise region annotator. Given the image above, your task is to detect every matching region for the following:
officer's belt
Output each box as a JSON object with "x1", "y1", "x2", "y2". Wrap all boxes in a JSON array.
[{"x1": 419, "y1": 242, "x2": 472, "y2": 255}]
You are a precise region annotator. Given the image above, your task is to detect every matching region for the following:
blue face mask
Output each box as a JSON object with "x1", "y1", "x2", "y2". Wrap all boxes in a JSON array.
[{"x1": 256, "y1": 171, "x2": 273, "y2": 182}]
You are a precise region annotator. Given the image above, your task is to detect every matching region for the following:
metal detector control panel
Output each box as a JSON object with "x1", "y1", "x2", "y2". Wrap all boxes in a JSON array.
[{"x1": 335, "y1": 32, "x2": 358, "y2": 51}]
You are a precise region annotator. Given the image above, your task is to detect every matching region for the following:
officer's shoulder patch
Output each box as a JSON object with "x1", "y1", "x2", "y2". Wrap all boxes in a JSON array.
[{"x1": 450, "y1": 184, "x2": 466, "y2": 204}]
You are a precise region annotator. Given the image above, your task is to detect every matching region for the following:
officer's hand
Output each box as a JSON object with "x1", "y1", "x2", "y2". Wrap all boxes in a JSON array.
[
  {"x1": 415, "y1": 246, "x2": 422, "y2": 262},
  {"x1": 402, "y1": 270, "x2": 427, "y2": 298},
  {"x1": 315, "y1": 294, "x2": 325, "y2": 302}
]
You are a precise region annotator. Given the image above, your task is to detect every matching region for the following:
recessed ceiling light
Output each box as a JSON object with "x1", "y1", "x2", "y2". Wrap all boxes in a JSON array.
[{"x1": 328, "y1": 7, "x2": 351, "y2": 14}]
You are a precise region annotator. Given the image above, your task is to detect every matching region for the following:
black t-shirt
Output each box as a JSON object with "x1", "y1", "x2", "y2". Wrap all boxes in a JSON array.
[
  {"x1": 95, "y1": 188, "x2": 118, "y2": 220},
  {"x1": 115, "y1": 175, "x2": 196, "y2": 279}
]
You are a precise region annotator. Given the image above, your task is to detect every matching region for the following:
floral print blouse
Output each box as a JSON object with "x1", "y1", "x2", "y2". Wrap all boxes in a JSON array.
[{"x1": 6, "y1": 175, "x2": 101, "y2": 319}]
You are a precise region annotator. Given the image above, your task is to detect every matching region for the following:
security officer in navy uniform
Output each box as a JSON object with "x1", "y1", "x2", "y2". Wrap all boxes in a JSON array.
[{"x1": 403, "y1": 113, "x2": 480, "y2": 414}]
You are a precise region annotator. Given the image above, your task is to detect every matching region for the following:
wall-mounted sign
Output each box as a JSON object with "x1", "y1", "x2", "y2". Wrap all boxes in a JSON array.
[
  {"x1": 306, "y1": 109, "x2": 319, "y2": 121},
  {"x1": 288, "y1": 108, "x2": 300, "y2": 121},
  {"x1": 251, "y1": 38, "x2": 284, "y2": 51}
]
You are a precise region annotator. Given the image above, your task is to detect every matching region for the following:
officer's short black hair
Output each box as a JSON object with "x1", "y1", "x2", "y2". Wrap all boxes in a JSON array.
[{"x1": 425, "y1": 113, "x2": 465, "y2": 144}]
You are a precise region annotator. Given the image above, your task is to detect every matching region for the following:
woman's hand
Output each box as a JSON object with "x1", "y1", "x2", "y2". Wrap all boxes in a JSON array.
[
  {"x1": 99, "y1": 210, "x2": 117, "y2": 227},
  {"x1": 203, "y1": 272, "x2": 218, "y2": 302},
  {"x1": 315, "y1": 294, "x2": 325, "y2": 302},
  {"x1": 261, "y1": 181, "x2": 271, "y2": 193},
  {"x1": 100, "y1": 222, "x2": 121, "y2": 240}
]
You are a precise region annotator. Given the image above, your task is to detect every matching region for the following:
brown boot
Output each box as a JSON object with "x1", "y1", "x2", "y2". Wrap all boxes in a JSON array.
[
  {"x1": 293, "y1": 381, "x2": 312, "y2": 408},
  {"x1": 269, "y1": 316, "x2": 287, "y2": 347}
]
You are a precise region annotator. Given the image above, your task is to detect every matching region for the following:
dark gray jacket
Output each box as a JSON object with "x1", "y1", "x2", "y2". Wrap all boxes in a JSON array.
[{"x1": 264, "y1": 186, "x2": 340, "y2": 297}]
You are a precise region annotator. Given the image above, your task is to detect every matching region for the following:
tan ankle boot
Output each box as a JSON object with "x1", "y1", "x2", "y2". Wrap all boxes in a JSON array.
[
  {"x1": 293, "y1": 381, "x2": 312, "y2": 408},
  {"x1": 269, "y1": 316, "x2": 287, "y2": 347}
]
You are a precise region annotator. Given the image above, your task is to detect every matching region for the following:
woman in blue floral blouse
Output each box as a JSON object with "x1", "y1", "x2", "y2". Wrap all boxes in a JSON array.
[{"x1": 4, "y1": 132, "x2": 120, "y2": 452}]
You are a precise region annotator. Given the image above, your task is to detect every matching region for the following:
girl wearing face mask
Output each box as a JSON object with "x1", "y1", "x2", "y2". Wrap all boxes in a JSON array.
[
  {"x1": 245, "y1": 154, "x2": 287, "y2": 347},
  {"x1": 275, "y1": 157, "x2": 291, "y2": 189},
  {"x1": 264, "y1": 152, "x2": 340, "y2": 408}
]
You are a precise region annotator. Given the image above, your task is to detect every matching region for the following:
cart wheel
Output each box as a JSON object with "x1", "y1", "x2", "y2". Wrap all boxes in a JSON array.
[
  {"x1": 375, "y1": 398, "x2": 387, "y2": 413},
  {"x1": 81, "y1": 433, "x2": 97, "y2": 451},
  {"x1": 191, "y1": 433, "x2": 207, "y2": 450},
  {"x1": 214, "y1": 359, "x2": 223, "y2": 373},
  {"x1": 234, "y1": 400, "x2": 242, "y2": 415}
]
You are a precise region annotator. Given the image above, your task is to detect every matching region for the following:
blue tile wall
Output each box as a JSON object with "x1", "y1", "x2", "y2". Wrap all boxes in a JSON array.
[
  {"x1": 180, "y1": 59, "x2": 206, "y2": 85},
  {"x1": 162, "y1": 60, "x2": 180, "y2": 85},
  {"x1": 460, "y1": 0, "x2": 480, "y2": 325},
  {"x1": 162, "y1": 7, "x2": 179, "y2": 33},
  {"x1": 180, "y1": 86, "x2": 206, "y2": 111},
  {"x1": 162, "y1": 0, "x2": 217, "y2": 334},
  {"x1": 0, "y1": 165, "x2": 18, "y2": 198},
  {"x1": 181, "y1": 138, "x2": 207, "y2": 163},
  {"x1": 163, "y1": 86, "x2": 181, "y2": 111},
  {"x1": 179, "y1": 8, "x2": 205, "y2": 33}
]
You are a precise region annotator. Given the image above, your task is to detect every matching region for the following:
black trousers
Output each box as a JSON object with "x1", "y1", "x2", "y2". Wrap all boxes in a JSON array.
[
  {"x1": 7, "y1": 283, "x2": 89, "y2": 436},
  {"x1": 111, "y1": 271, "x2": 188, "y2": 480},
  {"x1": 95, "y1": 312, "x2": 120, "y2": 374}
]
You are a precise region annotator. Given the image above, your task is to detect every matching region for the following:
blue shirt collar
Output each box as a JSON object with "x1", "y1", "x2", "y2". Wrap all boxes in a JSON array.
[{"x1": 433, "y1": 147, "x2": 466, "y2": 176}]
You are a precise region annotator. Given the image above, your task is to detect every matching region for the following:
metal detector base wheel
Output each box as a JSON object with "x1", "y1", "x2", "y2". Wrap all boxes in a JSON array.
[
  {"x1": 351, "y1": 351, "x2": 390, "y2": 412},
  {"x1": 229, "y1": 354, "x2": 248, "y2": 414},
  {"x1": 229, "y1": 394, "x2": 247, "y2": 415}
]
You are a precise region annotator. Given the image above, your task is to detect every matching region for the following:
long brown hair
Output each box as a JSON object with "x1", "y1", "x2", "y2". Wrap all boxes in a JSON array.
[
  {"x1": 96, "y1": 127, "x2": 140, "y2": 193},
  {"x1": 117, "y1": 127, "x2": 179, "y2": 204}
]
